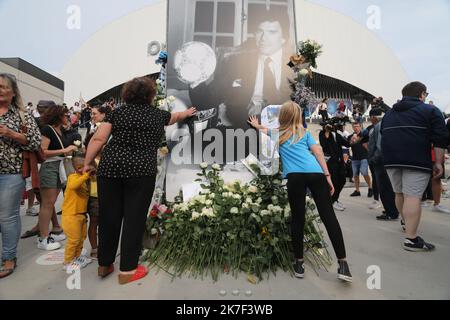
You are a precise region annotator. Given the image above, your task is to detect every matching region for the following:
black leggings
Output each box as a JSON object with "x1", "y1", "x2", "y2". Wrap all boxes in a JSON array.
[
  {"x1": 97, "y1": 176, "x2": 156, "y2": 272},
  {"x1": 327, "y1": 159, "x2": 346, "y2": 203},
  {"x1": 287, "y1": 173, "x2": 347, "y2": 260}
]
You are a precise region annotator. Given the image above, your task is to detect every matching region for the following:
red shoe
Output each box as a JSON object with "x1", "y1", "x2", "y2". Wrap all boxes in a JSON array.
[{"x1": 118, "y1": 265, "x2": 148, "y2": 285}]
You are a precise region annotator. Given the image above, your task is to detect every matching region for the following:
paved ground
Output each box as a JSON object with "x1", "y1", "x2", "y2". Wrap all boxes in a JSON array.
[
  {"x1": 1, "y1": 185, "x2": 449, "y2": 300},
  {"x1": 1, "y1": 124, "x2": 450, "y2": 299}
]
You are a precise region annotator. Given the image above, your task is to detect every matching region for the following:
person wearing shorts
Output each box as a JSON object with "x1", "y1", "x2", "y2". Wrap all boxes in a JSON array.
[
  {"x1": 381, "y1": 81, "x2": 448, "y2": 252},
  {"x1": 348, "y1": 122, "x2": 373, "y2": 197}
]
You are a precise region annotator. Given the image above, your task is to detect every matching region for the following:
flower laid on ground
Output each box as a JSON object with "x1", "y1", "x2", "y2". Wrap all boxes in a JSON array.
[
  {"x1": 144, "y1": 164, "x2": 332, "y2": 282},
  {"x1": 212, "y1": 163, "x2": 221, "y2": 171}
]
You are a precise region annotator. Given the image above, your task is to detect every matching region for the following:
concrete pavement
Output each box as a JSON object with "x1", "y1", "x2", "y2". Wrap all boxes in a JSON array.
[{"x1": 1, "y1": 186, "x2": 449, "y2": 300}]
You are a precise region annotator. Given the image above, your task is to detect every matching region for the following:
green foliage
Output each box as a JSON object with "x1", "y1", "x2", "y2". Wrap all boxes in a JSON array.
[{"x1": 144, "y1": 165, "x2": 332, "y2": 282}]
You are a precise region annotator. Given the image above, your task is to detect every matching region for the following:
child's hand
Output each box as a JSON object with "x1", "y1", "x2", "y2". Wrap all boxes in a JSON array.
[{"x1": 82, "y1": 164, "x2": 95, "y2": 174}]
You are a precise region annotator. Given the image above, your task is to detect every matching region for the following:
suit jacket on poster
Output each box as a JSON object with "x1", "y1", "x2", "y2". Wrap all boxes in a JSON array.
[{"x1": 189, "y1": 43, "x2": 294, "y2": 129}]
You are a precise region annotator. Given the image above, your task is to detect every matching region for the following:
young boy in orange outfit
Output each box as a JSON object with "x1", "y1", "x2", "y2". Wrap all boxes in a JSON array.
[{"x1": 62, "y1": 154, "x2": 94, "y2": 271}]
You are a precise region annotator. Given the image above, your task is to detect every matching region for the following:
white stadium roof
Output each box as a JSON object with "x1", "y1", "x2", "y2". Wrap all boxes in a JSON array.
[{"x1": 60, "y1": 0, "x2": 409, "y2": 106}]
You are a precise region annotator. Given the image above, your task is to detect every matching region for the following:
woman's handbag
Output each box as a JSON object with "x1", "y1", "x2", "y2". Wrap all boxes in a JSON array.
[{"x1": 18, "y1": 110, "x2": 45, "y2": 182}]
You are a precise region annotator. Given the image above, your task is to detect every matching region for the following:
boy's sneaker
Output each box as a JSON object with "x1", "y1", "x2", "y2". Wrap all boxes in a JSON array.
[
  {"x1": 75, "y1": 256, "x2": 93, "y2": 268},
  {"x1": 49, "y1": 232, "x2": 66, "y2": 242},
  {"x1": 37, "y1": 237, "x2": 61, "y2": 251},
  {"x1": 403, "y1": 236, "x2": 436, "y2": 252},
  {"x1": 367, "y1": 189, "x2": 373, "y2": 198},
  {"x1": 432, "y1": 204, "x2": 450, "y2": 214},
  {"x1": 337, "y1": 260, "x2": 353, "y2": 282},
  {"x1": 369, "y1": 200, "x2": 381, "y2": 210},
  {"x1": 350, "y1": 191, "x2": 361, "y2": 197},
  {"x1": 293, "y1": 260, "x2": 305, "y2": 279},
  {"x1": 26, "y1": 207, "x2": 39, "y2": 216},
  {"x1": 333, "y1": 201, "x2": 345, "y2": 212}
]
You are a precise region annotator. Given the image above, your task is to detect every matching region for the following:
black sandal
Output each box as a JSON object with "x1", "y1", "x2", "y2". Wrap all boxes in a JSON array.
[
  {"x1": 0, "y1": 258, "x2": 17, "y2": 279},
  {"x1": 20, "y1": 229, "x2": 39, "y2": 239}
]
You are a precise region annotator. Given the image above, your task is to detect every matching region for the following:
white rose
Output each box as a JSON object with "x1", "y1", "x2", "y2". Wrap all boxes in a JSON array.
[
  {"x1": 150, "y1": 228, "x2": 158, "y2": 235},
  {"x1": 200, "y1": 162, "x2": 208, "y2": 169},
  {"x1": 260, "y1": 210, "x2": 270, "y2": 216},
  {"x1": 159, "y1": 205, "x2": 168, "y2": 212},
  {"x1": 271, "y1": 196, "x2": 278, "y2": 202},
  {"x1": 209, "y1": 193, "x2": 215, "y2": 199},
  {"x1": 230, "y1": 207, "x2": 239, "y2": 214},
  {"x1": 246, "y1": 197, "x2": 253, "y2": 204},
  {"x1": 205, "y1": 200, "x2": 213, "y2": 206},
  {"x1": 256, "y1": 197, "x2": 262, "y2": 204},
  {"x1": 167, "y1": 96, "x2": 176, "y2": 103},
  {"x1": 191, "y1": 212, "x2": 200, "y2": 220},
  {"x1": 248, "y1": 186, "x2": 258, "y2": 193},
  {"x1": 273, "y1": 205, "x2": 283, "y2": 213},
  {"x1": 268, "y1": 204, "x2": 274, "y2": 211},
  {"x1": 202, "y1": 208, "x2": 214, "y2": 217},
  {"x1": 202, "y1": 189, "x2": 211, "y2": 195},
  {"x1": 247, "y1": 159, "x2": 257, "y2": 166},
  {"x1": 300, "y1": 69, "x2": 309, "y2": 76},
  {"x1": 73, "y1": 140, "x2": 81, "y2": 147},
  {"x1": 242, "y1": 203, "x2": 249, "y2": 209},
  {"x1": 212, "y1": 163, "x2": 221, "y2": 171}
]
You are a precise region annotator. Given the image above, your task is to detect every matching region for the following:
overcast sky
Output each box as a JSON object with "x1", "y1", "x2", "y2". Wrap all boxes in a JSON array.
[{"x1": 1, "y1": 0, "x2": 449, "y2": 110}]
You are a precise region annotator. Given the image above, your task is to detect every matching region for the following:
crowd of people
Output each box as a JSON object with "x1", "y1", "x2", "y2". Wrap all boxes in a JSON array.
[{"x1": 1, "y1": 73, "x2": 449, "y2": 284}]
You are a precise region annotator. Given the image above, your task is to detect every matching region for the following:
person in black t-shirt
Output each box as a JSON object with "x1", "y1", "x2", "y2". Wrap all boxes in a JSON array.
[
  {"x1": 319, "y1": 123, "x2": 350, "y2": 211},
  {"x1": 348, "y1": 122, "x2": 373, "y2": 197}
]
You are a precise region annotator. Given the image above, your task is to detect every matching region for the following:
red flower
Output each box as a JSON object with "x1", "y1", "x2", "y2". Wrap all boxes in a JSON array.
[
  {"x1": 150, "y1": 209, "x2": 158, "y2": 218},
  {"x1": 165, "y1": 209, "x2": 172, "y2": 215}
]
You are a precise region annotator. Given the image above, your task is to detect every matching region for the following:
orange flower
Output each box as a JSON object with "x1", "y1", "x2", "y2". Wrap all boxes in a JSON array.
[{"x1": 290, "y1": 55, "x2": 305, "y2": 65}]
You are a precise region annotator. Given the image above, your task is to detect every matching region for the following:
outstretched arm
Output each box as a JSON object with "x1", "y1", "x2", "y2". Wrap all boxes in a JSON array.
[
  {"x1": 247, "y1": 116, "x2": 269, "y2": 135},
  {"x1": 168, "y1": 107, "x2": 197, "y2": 126}
]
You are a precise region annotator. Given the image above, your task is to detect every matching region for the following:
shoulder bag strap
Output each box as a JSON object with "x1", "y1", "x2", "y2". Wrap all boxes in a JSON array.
[{"x1": 48, "y1": 125, "x2": 65, "y2": 150}]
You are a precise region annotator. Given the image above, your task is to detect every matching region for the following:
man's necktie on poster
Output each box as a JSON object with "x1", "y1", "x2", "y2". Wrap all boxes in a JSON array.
[{"x1": 263, "y1": 57, "x2": 280, "y2": 105}]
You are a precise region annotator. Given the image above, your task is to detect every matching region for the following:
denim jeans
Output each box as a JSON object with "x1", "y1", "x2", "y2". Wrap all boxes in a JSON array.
[{"x1": 0, "y1": 174, "x2": 25, "y2": 261}]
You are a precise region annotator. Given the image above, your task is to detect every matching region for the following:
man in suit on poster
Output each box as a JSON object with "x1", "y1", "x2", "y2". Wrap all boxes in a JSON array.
[{"x1": 189, "y1": 7, "x2": 294, "y2": 130}]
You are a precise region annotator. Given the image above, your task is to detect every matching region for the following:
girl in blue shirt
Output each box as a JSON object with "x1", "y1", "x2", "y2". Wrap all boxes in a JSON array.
[{"x1": 248, "y1": 101, "x2": 352, "y2": 282}]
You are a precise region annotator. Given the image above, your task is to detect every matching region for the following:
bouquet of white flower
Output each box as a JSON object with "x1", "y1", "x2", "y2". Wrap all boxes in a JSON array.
[{"x1": 144, "y1": 164, "x2": 332, "y2": 282}]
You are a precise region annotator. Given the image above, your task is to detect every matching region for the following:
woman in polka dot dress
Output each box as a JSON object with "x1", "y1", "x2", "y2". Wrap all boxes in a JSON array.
[{"x1": 83, "y1": 76, "x2": 196, "y2": 284}]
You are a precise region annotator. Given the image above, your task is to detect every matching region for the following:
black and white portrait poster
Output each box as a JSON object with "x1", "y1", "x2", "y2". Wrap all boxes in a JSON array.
[{"x1": 165, "y1": 0, "x2": 297, "y2": 199}]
